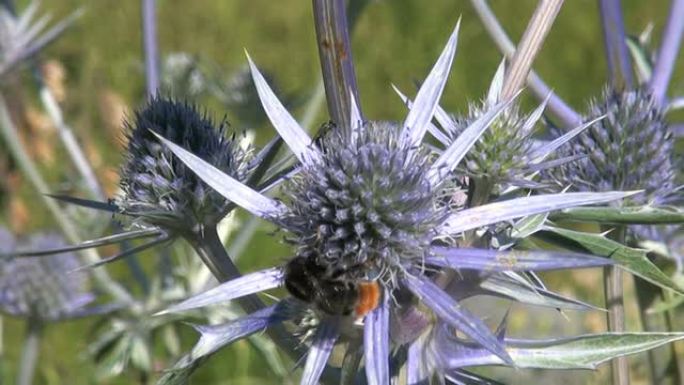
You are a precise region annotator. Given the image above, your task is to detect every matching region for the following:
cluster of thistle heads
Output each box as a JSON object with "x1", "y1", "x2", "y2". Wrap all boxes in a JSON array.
[
  {"x1": 99, "y1": 17, "x2": 684, "y2": 383},
  {"x1": 3, "y1": 2, "x2": 684, "y2": 385}
]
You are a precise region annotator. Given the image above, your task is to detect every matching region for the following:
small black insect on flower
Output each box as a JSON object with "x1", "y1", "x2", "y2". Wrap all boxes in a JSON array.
[{"x1": 118, "y1": 97, "x2": 251, "y2": 233}]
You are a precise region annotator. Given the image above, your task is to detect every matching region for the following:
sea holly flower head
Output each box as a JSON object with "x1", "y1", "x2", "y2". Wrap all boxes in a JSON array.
[
  {"x1": 0, "y1": 230, "x2": 95, "y2": 321},
  {"x1": 281, "y1": 120, "x2": 446, "y2": 298},
  {"x1": 395, "y1": 60, "x2": 594, "y2": 199},
  {"x1": 548, "y1": 87, "x2": 679, "y2": 208},
  {"x1": 154, "y1": 23, "x2": 636, "y2": 385},
  {"x1": 444, "y1": 61, "x2": 538, "y2": 186},
  {"x1": 118, "y1": 97, "x2": 252, "y2": 233}
]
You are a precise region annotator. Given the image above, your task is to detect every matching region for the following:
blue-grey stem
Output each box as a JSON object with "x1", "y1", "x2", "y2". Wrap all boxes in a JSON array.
[
  {"x1": 39, "y1": 88, "x2": 106, "y2": 200},
  {"x1": 0, "y1": 94, "x2": 134, "y2": 305},
  {"x1": 599, "y1": 0, "x2": 634, "y2": 92},
  {"x1": 17, "y1": 319, "x2": 42, "y2": 385},
  {"x1": 142, "y1": 0, "x2": 159, "y2": 97},
  {"x1": 649, "y1": 0, "x2": 684, "y2": 104},
  {"x1": 634, "y1": 276, "x2": 681, "y2": 385},
  {"x1": 312, "y1": 0, "x2": 363, "y2": 129},
  {"x1": 470, "y1": 0, "x2": 582, "y2": 128},
  {"x1": 500, "y1": 0, "x2": 564, "y2": 100},
  {"x1": 603, "y1": 225, "x2": 629, "y2": 385},
  {"x1": 186, "y1": 226, "x2": 264, "y2": 313},
  {"x1": 4, "y1": 0, "x2": 104, "y2": 201},
  {"x1": 0, "y1": 316, "x2": 3, "y2": 381}
]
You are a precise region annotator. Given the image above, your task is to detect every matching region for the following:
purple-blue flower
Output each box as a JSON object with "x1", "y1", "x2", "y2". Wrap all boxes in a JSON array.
[
  {"x1": 154, "y1": 23, "x2": 635, "y2": 385},
  {"x1": 0, "y1": 230, "x2": 95, "y2": 322}
]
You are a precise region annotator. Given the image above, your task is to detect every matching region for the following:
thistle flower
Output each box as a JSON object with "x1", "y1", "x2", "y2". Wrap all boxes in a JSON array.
[
  {"x1": 443, "y1": 63, "x2": 543, "y2": 187},
  {"x1": 154, "y1": 23, "x2": 635, "y2": 385},
  {"x1": 548, "y1": 87, "x2": 678, "y2": 207},
  {"x1": 396, "y1": 61, "x2": 592, "y2": 199},
  {"x1": 118, "y1": 97, "x2": 251, "y2": 234},
  {"x1": 0, "y1": 230, "x2": 94, "y2": 321},
  {"x1": 281, "y1": 120, "x2": 444, "y2": 294}
]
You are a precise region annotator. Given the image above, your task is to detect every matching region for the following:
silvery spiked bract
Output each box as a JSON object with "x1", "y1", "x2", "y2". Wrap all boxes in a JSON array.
[
  {"x1": 424, "y1": 61, "x2": 591, "y2": 192},
  {"x1": 118, "y1": 97, "x2": 252, "y2": 234},
  {"x1": 0, "y1": 230, "x2": 94, "y2": 321},
  {"x1": 0, "y1": 1, "x2": 82, "y2": 78},
  {"x1": 154, "y1": 24, "x2": 636, "y2": 384}
]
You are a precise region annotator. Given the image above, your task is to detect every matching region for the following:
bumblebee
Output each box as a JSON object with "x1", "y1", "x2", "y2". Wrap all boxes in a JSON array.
[{"x1": 284, "y1": 256, "x2": 381, "y2": 317}]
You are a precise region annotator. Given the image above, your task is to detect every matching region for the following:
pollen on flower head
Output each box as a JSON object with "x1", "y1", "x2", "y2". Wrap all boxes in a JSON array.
[
  {"x1": 281, "y1": 121, "x2": 446, "y2": 288},
  {"x1": 118, "y1": 97, "x2": 251, "y2": 232}
]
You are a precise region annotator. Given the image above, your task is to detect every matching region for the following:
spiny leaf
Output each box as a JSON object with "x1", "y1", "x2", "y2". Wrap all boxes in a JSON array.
[
  {"x1": 550, "y1": 205, "x2": 684, "y2": 225},
  {"x1": 541, "y1": 226, "x2": 684, "y2": 295},
  {"x1": 509, "y1": 333, "x2": 684, "y2": 369},
  {"x1": 156, "y1": 267, "x2": 284, "y2": 315}
]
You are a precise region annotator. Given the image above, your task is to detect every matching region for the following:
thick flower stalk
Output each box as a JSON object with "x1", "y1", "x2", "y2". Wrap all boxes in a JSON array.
[{"x1": 154, "y1": 24, "x2": 635, "y2": 385}]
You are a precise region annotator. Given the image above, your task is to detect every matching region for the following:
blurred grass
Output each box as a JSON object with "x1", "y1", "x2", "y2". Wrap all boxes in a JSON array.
[{"x1": 1, "y1": 0, "x2": 682, "y2": 384}]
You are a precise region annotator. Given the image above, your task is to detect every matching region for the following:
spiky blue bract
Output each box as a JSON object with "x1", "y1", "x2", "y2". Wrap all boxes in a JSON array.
[
  {"x1": 403, "y1": 274, "x2": 512, "y2": 364},
  {"x1": 118, "y1": 97, "x2": 251, "y2": 232},
  {"x1": 427, "y1": 247, "x2": 612, "y2": 272},
  {"x1": 301, "y1": 318, "x2": 339, "y2": 385},
  {"x1": 402, "y1": 20, "x2": 460, "y2": 147},
  {"x1": 0, "y1": 232, "x2": 94, "y2": 321},
  {"x1": 246, "y1": 53, "x2": 319, "y2": 165},
  {"x1": 364, "y1": 293, "x2": 390, "y2": 385},
  {"x1": 157, "y1": 303, "x2": 290, "y2": 384},
  {"x1": 440, "y1": 190, "x2": 639, "y2": 235},
  {"x1": 156, "y1": 267, "x2": 284, "y2": 315}
]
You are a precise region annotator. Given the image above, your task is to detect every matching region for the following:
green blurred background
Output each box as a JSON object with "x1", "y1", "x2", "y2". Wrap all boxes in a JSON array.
[{"x1": 0, "y1": 0, "x2": 682, "y2": 384}]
